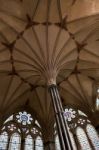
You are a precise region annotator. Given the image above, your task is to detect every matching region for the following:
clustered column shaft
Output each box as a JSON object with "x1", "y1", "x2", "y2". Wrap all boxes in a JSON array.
[{"x1": 49, "y1": 84, "x2": 73, "y2": 150}]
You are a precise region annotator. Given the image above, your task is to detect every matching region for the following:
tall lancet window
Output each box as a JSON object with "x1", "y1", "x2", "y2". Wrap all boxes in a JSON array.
[
  {"x1": 0, "y1": 132, "x2": 8, "y2": 149},
  {"x1": 9, "y1": 133, "x2": 21, "y2": 150},
  {"x1": 35, "y1": 136, "x2": 43, "y2": 150},
  {"x1": 64, "y1": 107, "x2": 99, "y2": 150},
  {"x1": 86, "y1": 124, "x2": 99, "y2": 149},
  {"x1": 25, "y1": 135, "x2": 33, "y2": 150},
  {"x1": 76, "y1": 127, "x2": 91, "y2": 150},
  {"x1": 0, "y1": 111, "x2": 44, "y2": 150}
]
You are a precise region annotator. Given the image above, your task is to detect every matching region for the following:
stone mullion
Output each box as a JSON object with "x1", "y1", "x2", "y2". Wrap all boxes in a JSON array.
[
  {"x1": 33, "y1": 139, "x2": 36, "y2": 150},
  {"x1": 21, "y1": 138, "x2": 25, "y2": 150},
  {"x1": 7, "y1": 136, "x2": 10, "y2": 150}
]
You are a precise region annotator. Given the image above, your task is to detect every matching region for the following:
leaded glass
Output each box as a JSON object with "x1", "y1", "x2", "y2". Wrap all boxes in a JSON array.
[
  {"x1": 64, "y1": 108, "x2": 76, "y2": 121},
  {"x1": 16, "y1": 111, "x2": 33, "y2": 125},
  {"x1": 78, "y1": 118, "x2": 86, "y2": 125},
  {"x1": 76, "y1": 127, "x2": 92, "y2": 150},
  {"x1": 31, "y1": 127, "x2": 38, "y2": 135},
  {"x1": 8, "y1": 124, "x2": 16, "y2": 131},
  {"x1": 0, "y1": 132, "x2": 8, "y2": 150},
  {"x1": 9, "y1": 133, "x2": 21, "y2": 150},
  {"x1": 25, "y1": 135, "x2": 33, "y2": 150},
  {"x1": 35, "y1": 136, "x2": 43, "y2": 150},
  {"x1": 0, "y1": 111, "x2": 43, "y2": 150},
  {"x1": 86, "y1": 124, "x2": 99, "y2": 150}
]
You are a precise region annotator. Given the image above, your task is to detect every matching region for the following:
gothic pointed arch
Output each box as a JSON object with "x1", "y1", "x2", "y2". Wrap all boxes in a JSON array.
[{"x1": 0, "y1": 110, "x2": 44, "y2": 150}]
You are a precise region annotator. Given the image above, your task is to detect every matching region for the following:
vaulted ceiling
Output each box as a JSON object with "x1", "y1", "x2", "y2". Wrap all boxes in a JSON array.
[{"x1": 0, "y1": 0, "x2": 99, "y2": 127}]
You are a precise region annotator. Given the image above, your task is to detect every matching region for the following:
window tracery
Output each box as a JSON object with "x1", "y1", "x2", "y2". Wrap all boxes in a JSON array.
[
  {"x1": 64, "y1": 108, "x2": 76, "y2": 121},
  {"x1": 64, "y1": 107, "x2": 99, "y2": 150},
  {"x1": 16, "y1": 111, "x2": 33, "y2": 125},
  {"x1": 8, "y1": 124, "x2": 17, "y2": 131},
  {"x1": 55, "y1": 107, "x2": 99, "y2": 150},
  {"x1": 77, "y1": 118, "x2": 86, "y2": 125},
  {"x1": 64, "y1": 107, "x2": 91, "y2": 130},
  {"x1": 0, "y1": 111, "x2": 44, "y2": 150},
  {"x1": 0, "y1": 108, "x2": 99, "y2": 150}
]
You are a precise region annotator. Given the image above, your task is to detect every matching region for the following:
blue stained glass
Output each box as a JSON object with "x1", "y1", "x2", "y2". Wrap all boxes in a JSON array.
[
  {"x1": 76, "y1": 127, "x2": 92, "y2": 150},
  {"x1": 21, "y1": 115, "x2": 28, "y2": 122},
  {"x1": 86, "y1": 124, "x2": 99, "y2": 150},
  {"x1": 0, "y1": 132, "x2": 8, "y2": 150},
  {"x1": 25, "y1": 135, "x2": 33, "y2": 150},
  {"x1": 9, "y1": 133, "x2": 21, "y2": 150},
  {"x1": 35, "y1": 136, "x2": 43, "y2": 150},
  {"x1": 16, "y1": 111, "x2": 33, "y2": 125}
]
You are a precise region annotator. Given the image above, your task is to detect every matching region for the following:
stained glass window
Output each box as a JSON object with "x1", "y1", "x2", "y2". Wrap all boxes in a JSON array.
[
  {"x1": 0, "y1": 111, "x2": 43, "y2": 150},
  {"x1": 77, "y1": 118, "x2": 86, "y2": 125},
  {"x1": 0, "y1": 132, "x2": 8, "y2": 150},
  {"x1": 25, "y1": 135, "x2": 33, "y2": 150},
  {"x1": 86, "y1": 124, "x2": 99, "y2": 149},
  {"x1": 76, "y1": 127, "x2": 92, "y2": 150},
  {"x1": 16, "y1": 111, "x2": 33, "y2": 125},
  {"x1": 35, "y1": 136, "x2": 43, "y2": 150},
  {"x1": 8, "y1": 124, "x2": 16, "y2": 131},
  {"x1": 9, "y1": 133, "x2": 21, "y2": 150},
  {"x1": 55, "y1": 135, "x2": 61, "y2": 150},
  {"x1": 31, "y1": 127, "x2": 38, "y2": 135},
  {"x1": 64, "y1": 108, "x2": 76, "y2": 121}
]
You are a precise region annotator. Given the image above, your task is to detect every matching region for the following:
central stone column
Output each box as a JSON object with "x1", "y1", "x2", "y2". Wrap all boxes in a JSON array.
[{"x1": 48, "y1": 84, "x2": 73, "y2": 150}]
